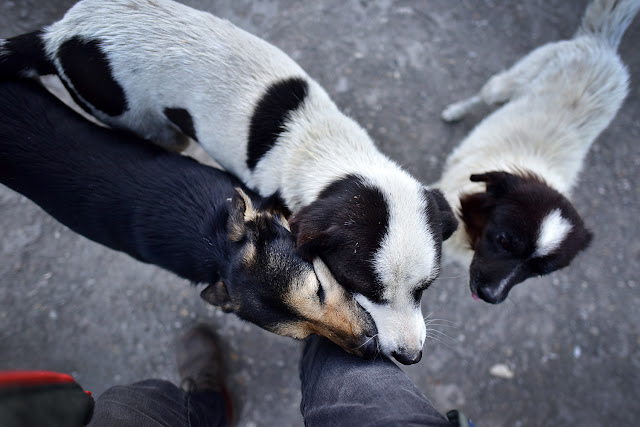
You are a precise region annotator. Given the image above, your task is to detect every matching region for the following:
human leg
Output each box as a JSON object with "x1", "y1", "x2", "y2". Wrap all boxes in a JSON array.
[
  {"x1": 89, "y1": 379, "x2": 226, "y2": 427},
  {"x1": 90, "y1": 324, "x2": 232, "y2": 427},
  {"x1": 299, "y1": 335, "x2": 455, "y2": 427}
]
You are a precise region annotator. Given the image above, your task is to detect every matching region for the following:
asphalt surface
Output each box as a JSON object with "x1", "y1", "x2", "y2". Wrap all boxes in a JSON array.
[{"x1": 1, "y1": 1, "x2": 638, "y2": 426}]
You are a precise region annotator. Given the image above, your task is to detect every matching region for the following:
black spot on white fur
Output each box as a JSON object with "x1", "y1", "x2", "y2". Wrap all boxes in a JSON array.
[
  {"x1": 0, "y1": 31, "x2": 56, "y2": 78},
  {"x1": 57, "y1": 37, "x2": 128, "y2": 116},
  {"x1": 460, "y1": 171, "x2": 592, "y2": 303},
  {"x1": 164, "y1": 107, "x2": 198, "y2": 142},
  {"x1": 290, "y1": 175, "x2": 389, "y2": 303},
  {"x1": 247, "y1": 77, "x2": 308, "y2": 170}
]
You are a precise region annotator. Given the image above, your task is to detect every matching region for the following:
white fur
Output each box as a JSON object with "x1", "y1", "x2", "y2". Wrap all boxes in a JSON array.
[
  {"x1": 355, "y1": 294, "x2": 426, "y2": 357},
  {"x1": 39, "y1": 0, "x2": 439, "y2": 360},
  {"x1": 435, "y1": 0, "x2": 635, "y2": 266},
  {"x1": 535, "y1": 209, "x2": 573, "y2": 257}
]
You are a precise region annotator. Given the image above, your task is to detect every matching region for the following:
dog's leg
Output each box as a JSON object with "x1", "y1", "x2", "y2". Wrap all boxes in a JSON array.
[
  {"x1": 441, "y1": 67, "x2": 533, "y2": 122},
  {"x1": 442, "y1": 42, "x2": 565, "y2": 122},
  {"x1": 156, "y1": 129, "x2": 192, "y2": 153},
  {"x1": 0, "y1": 31, "x2": 55, "y2": 79},
  {"x1": 441, "y1": 94, "x2": 483, "y2": 122}
]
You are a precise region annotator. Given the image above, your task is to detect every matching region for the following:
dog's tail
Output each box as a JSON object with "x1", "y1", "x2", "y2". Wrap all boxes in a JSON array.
[
  {"x1": 575, "y1": 0, "x2": 640, "y2": 49},
  {"x1": 0, "y1": 30, "x2": 55, "y2": 79}
]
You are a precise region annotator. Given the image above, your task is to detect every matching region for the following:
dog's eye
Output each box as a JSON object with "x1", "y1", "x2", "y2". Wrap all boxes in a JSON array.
[
  {"x1": 316, "y1": 284, "x2": 325, "y2": 305},
  {"x1": 496, "y1": 232, "x2": 510, "y2": 251}
]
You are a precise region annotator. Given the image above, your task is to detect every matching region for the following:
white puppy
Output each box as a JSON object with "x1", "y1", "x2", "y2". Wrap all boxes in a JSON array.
[{"x1": 435, "y1": 0, "x2": 639, "y2": 304}]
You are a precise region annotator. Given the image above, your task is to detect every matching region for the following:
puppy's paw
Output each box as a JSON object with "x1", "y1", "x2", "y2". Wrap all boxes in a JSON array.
[
  {"x1": 442, "y1": 94, "x2": 483, "y2": 122},
  {"x1": 441, "y1": 101, "x2": 468, "y2": 122}
]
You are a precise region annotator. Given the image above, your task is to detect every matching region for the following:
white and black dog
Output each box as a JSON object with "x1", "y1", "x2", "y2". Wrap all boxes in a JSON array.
[
  {"x1": 0, "y1": 0, "x2": 457, "y2": 364},
  {"x1": 435, "y1": 0, "x2": 639, "y2": 304},
  {"x1": 0, "y1": 78, "x2": 378, "y2": 358}
]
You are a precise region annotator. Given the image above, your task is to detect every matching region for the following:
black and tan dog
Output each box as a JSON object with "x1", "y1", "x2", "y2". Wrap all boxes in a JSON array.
[{"x1": 0, "y1": 79, "x2": 377, "y2": 357}]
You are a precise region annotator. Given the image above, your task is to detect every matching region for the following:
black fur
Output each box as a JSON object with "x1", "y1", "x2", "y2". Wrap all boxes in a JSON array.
[
  {"x1": 246, "y1": 77, "x2": 308, "y2": 170},
  {"x1": 291, "y1": 176, "x2": 458, "y2": 305},
  {"x1": 290, "y1": 175, "x2": 390, "y2": 302},
  {"x1": 0, "y1": 79, "x2": 309, "y2": 331},
  {"x1": 424, "y1": 188, "x2": 458, "y2": 242},
  {"x1": 460, "y1": 171, "x2": 592, "y2": 303},
  {"x1": 164, "y1": 107, "x2": 198, "y2": 142},
  {"x1": 0, "y1": 31, "x2": 55, "y2": 78},
  {"x1": 57, "y1": 37, "x2": 128, "y2": 116}
]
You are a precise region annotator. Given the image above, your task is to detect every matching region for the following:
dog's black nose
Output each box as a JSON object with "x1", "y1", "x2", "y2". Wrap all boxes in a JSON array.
[
  {"x1": 392, "y1": 349, "x2": 423, "y2": 365},
  {"x1": 477, "y1": 286, "x2": 502, "y2": 304}
]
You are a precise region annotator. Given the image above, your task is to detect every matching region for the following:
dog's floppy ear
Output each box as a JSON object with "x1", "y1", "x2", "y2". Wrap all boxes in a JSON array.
[
  {"x1": 200, "y1": 281, "x2": 237, "y2": 313},
  {"x1": 289, "y1": 207, "x2": 330, "y2": 261},
  {"x1": 227, "y1": 188, "x2": 256, "y2": 242},
  {"x1": 425, "y1": 188, "x2": 458, "y2": 241},
  {"x1": 470, "y1": 171, "x2": 519, "y2": 197},
  {"x1": 257, "y1": 191, "x2": 292, "y2": 219}
]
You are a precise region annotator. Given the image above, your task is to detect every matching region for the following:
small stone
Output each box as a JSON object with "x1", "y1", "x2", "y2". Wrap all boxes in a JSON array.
[
  {"x1": 573, "y1": 346, "x2": 581, "y2": 359},
  {"x1": 490, "y1": 363, "x2": 514, "y2": 379}
]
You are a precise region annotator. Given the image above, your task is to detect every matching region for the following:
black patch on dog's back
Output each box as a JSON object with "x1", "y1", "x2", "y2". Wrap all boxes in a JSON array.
[
  {"x1": 0, "y1": 31, "x2": 56, "y2": 78},
  {"x1": 164, "y1": 107, "x2": 198, "y2": 142},
  {"x1": 290, "y1": 175, "x2": 390, "y2": 302},
  {"x1": 247, "y1": 77, "x2": 308, "y2": 170},
  {"x1": 57, "y1": 36, "x2": 128, "y2": 116}
]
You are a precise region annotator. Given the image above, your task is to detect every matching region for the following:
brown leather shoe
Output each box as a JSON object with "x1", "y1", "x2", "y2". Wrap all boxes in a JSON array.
[
  {"x1": 176, "y1": 324, "x2": 235, "y2": 424},
  {"x1": 176, "y1": 324, "x2": 225, "y2": 392}
]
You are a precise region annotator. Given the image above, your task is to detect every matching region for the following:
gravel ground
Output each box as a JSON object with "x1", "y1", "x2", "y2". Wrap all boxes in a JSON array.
[{"x1": 1, "y1": 1, "x2": 638, "y2": 426}]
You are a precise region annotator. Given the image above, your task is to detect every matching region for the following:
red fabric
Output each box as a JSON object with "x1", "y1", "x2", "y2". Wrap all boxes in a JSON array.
[{"x1": 0, "y1": 371, "x2": 76, "y2": 388}]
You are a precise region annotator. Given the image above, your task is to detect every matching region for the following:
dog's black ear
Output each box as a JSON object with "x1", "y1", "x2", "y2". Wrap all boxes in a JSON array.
[
  {"x1": 470, "y1": 171, "x2": 519, "y2": 197},
  {"x1": 227, "y1": 188, "x2": 256, "y2": 242},
  {"x1": 570, "y1": 217, "x2": 594, "y2": 255},
  {"x1": 425, "y1": 188, "x2": 458, "y2": 241},
  {"x1": 289, "y1": 208, "x2": 330, "y2": 261},
  {"x1": 200, "y1": 281, "x2": 237, "y2": 313},
  {"x1": 257, "y1": 191, "x2": 292, "y2": 219}
]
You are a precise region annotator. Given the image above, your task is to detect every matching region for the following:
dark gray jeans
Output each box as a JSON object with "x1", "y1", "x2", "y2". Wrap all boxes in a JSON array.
[{"x1": 89, "y1": 336, "x2": 466, "y2": 427}]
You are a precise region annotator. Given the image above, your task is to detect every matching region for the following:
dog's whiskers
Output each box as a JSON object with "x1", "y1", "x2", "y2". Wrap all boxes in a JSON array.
[
  {"x1": 425, "y1": 331, "x2": 458, "y2": 349},
  {"x1": 353, "y1": 333, "x2": 378, "y2": 351},
  {"x1": 436, "y1": 274, "x2": 466, "y2": 280},
  {"x1": 421, "y1": 312, "x2": 459, "y2": 350},
  {"x1": 423, "y1": 313, "x2": 457, "y2": 328}
]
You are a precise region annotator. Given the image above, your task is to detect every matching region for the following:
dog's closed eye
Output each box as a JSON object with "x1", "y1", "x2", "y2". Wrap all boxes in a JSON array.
[{"x1": 316, "y1": 284, "x2": 326, "y2": 305}]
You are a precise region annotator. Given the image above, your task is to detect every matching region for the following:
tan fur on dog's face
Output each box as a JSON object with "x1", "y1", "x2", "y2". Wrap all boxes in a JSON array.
[
  {"x1": 201, "y1": 188, "x2": 377, "y2": 358},
  {"x1": 274, "y1": 259, "x2": 377, "y2": 357}
]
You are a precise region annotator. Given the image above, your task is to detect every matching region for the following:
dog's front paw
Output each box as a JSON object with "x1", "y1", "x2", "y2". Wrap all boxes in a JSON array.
[
  {"x1": 441, "y1": 101, "x2": 467, "y2": 122},
  {"x1": 441, "y1": 94, "x2": 483, "y2": 122}
]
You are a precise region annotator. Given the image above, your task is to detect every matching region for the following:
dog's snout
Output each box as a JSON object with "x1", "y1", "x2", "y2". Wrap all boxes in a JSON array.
[
  {"x1": 392, "y1": 348, "x2": 423, "y2": 365},
  {"x1": 359, "y1": 334, "x2": 379, "y2": 359},
  {"x1": 475, "y1": 286, "x2": 506, "y2": 304},
  {"x1": 470, "y1": 275, "x2": 503, "y2": 304},
  {"x1": 476, "y1": 287, "x2": 496, "y2": 304}
]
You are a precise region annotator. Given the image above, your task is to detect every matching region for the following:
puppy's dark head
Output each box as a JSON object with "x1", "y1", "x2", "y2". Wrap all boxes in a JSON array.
[
  {"x1": 289, "y1": 174, "x2": 457, "y2": 364},
  {"x1": 200, "y1": 188, "x2": 377, "y2": 357},
  {"x1": 460, "y1": 171, "x2": 592, "y2": 304}
]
